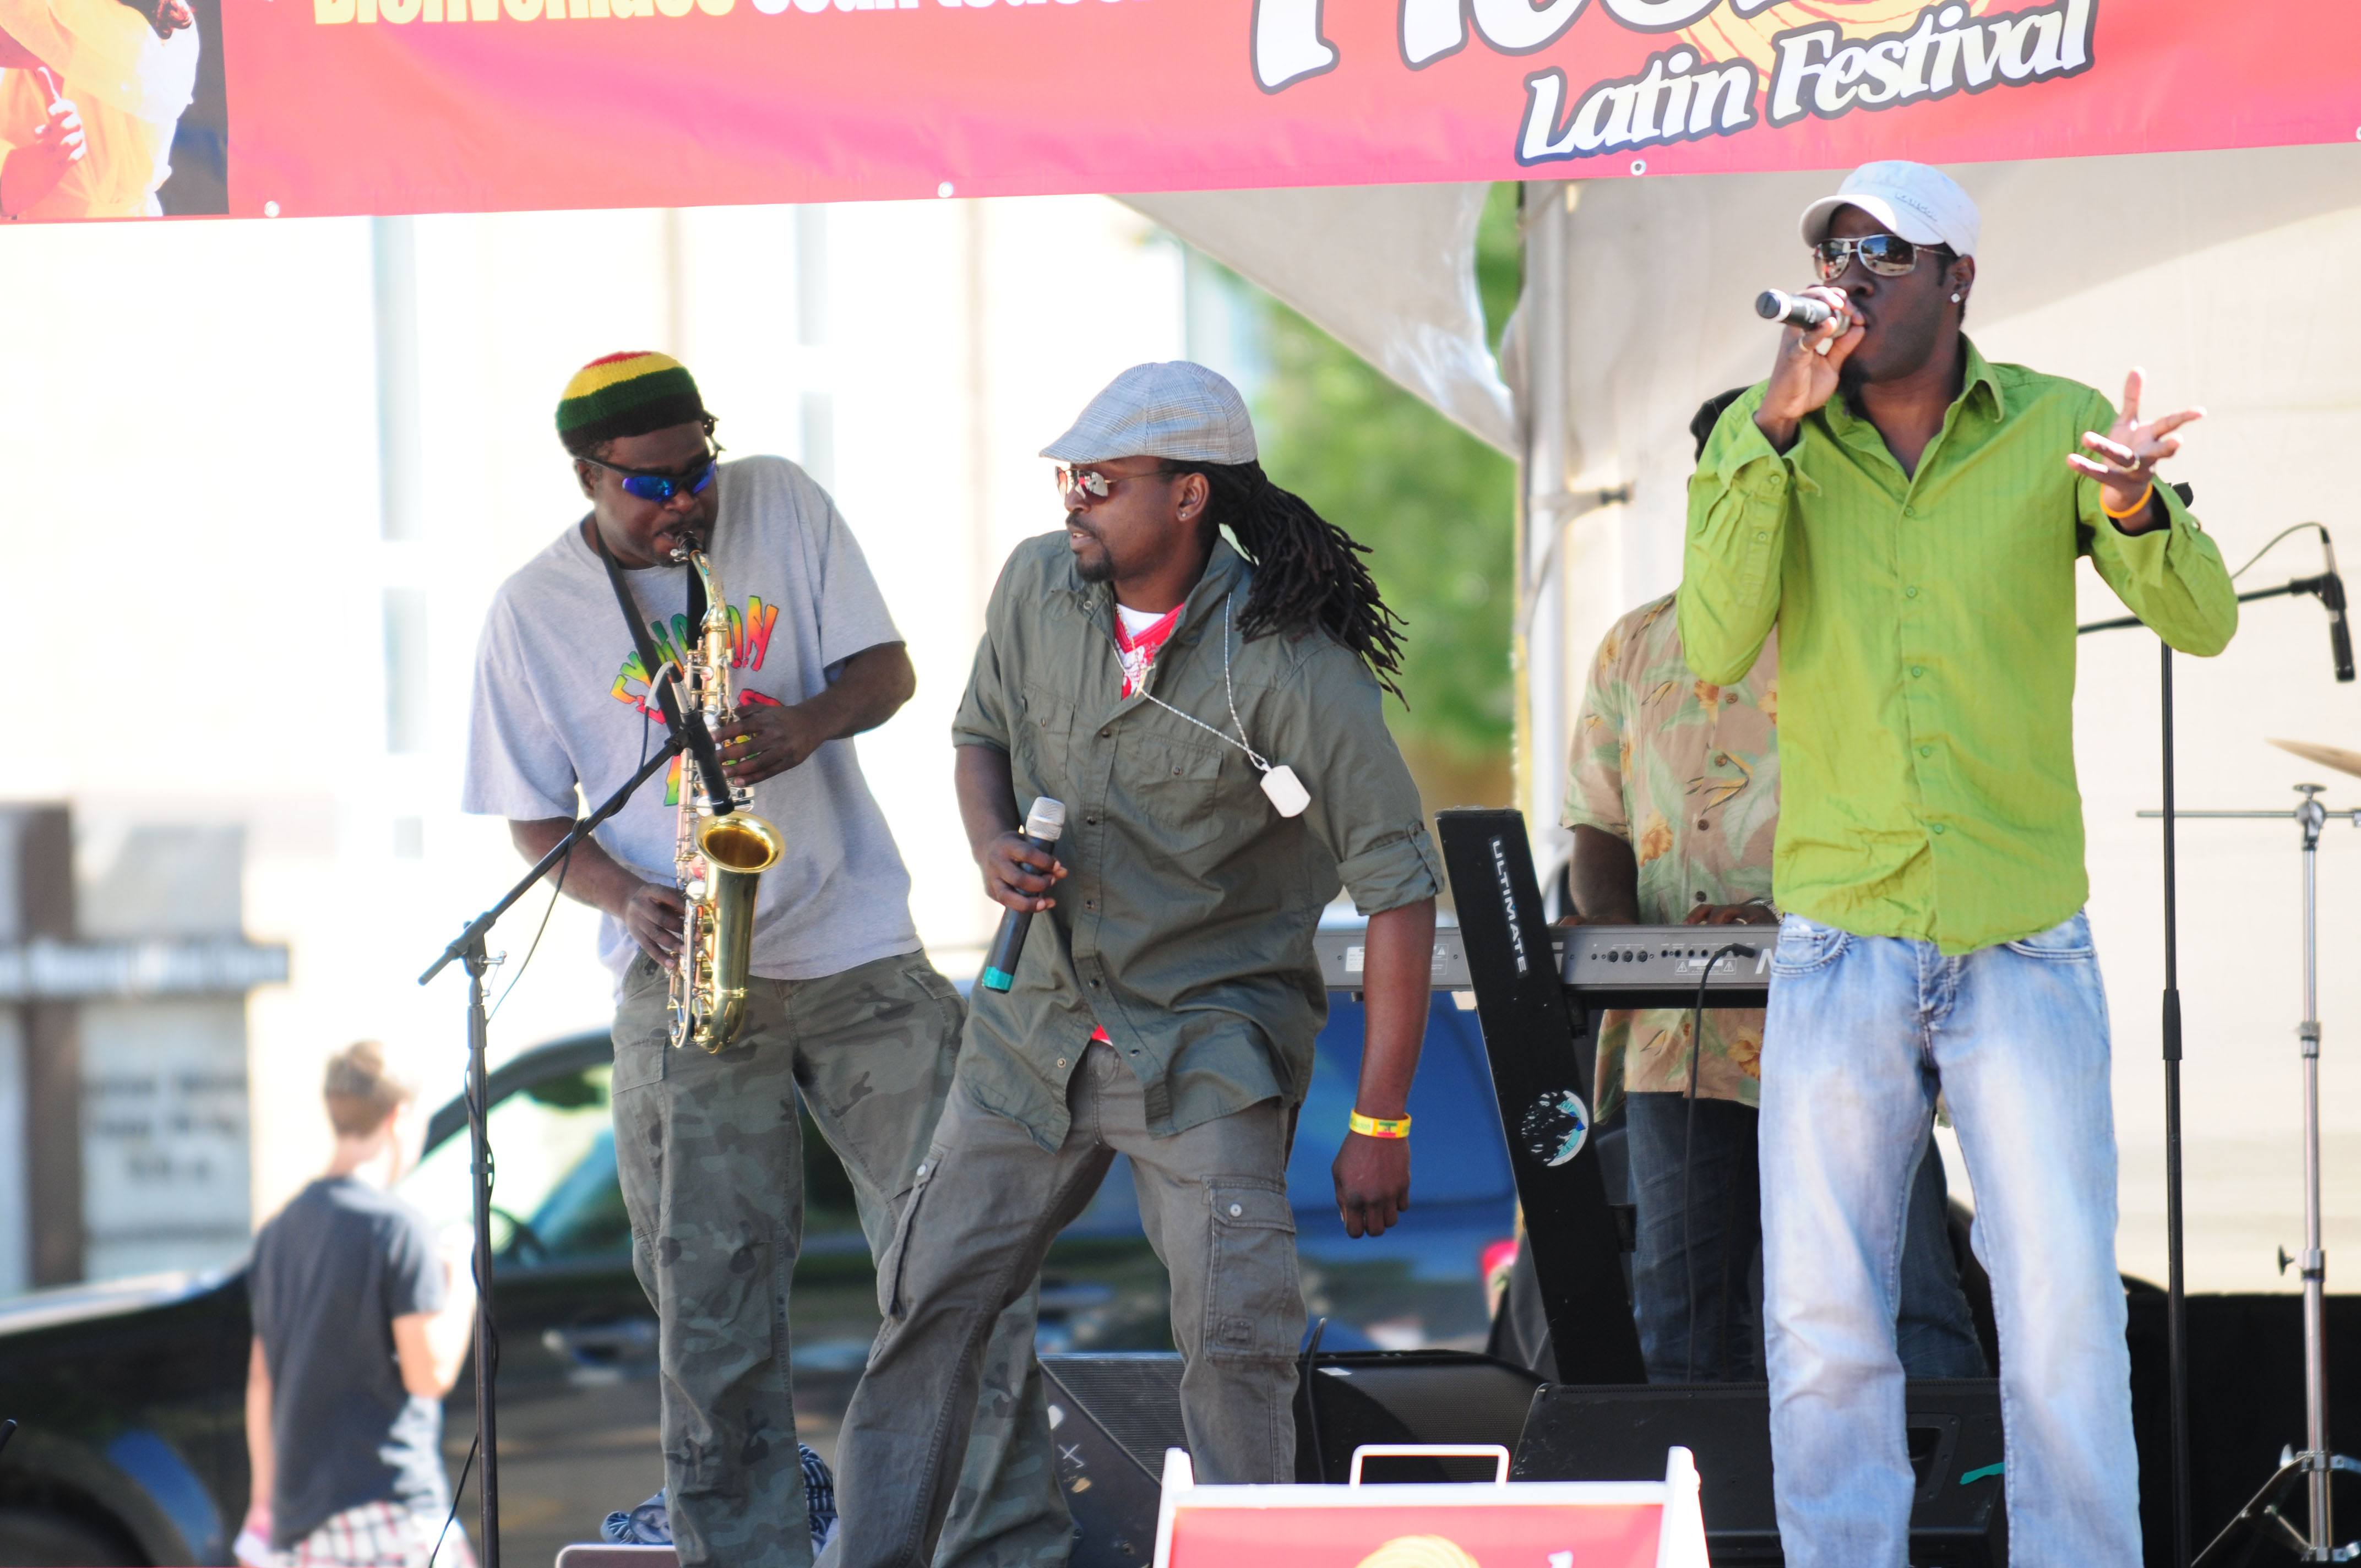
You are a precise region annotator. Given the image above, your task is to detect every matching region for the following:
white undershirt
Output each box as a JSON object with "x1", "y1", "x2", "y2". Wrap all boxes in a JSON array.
[{"x1": 1115, "y1": 603, "x2": 1167, "y2": 638}]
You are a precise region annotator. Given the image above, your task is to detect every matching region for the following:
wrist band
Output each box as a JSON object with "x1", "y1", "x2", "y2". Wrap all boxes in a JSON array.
[
  {"x1": 1349, "y1": 1111, "x2": 1410, "y2": 1140},
  {"x1": 2102, "y1": 480, "x2": 2156, "y2": 520}
]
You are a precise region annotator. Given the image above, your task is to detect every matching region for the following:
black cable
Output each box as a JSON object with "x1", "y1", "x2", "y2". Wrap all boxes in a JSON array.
[
  {"x1": 427, "y1": 1433, "x2": 480, "y2": 1568},
  {"x1": 486, "y1": 844, "x2": 569, "y2": 1024},
  {"x1": 2228, "y1": 521, "x2": 2329, "y2": 583},
  {"x1": 429, "y1": 1027, "x2": 502, "y2": 1568},
  {"x1": 1299, "y1": 1316, "x2": 1329, "y2": 1483},
  {"x1": 1682, "y1": 939, "x2": 1757, "y2": 1384}
]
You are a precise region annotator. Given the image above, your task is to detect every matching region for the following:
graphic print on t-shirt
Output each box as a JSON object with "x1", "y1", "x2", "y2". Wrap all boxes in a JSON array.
[
  {"x1": 607, "y1": 597, "x2": 786, "y2": 805},
  {"x1": 608, "y1": 597, "x2": 782, "y2": 715}
]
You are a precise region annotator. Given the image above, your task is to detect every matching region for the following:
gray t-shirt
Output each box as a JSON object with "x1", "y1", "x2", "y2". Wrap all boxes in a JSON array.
[
  {"x1": 464, "y1": 456, "x2": 921, "y2": 988},
  {"x1": 248, "y1": 1178, "x2": 449, "y2": 1548}
]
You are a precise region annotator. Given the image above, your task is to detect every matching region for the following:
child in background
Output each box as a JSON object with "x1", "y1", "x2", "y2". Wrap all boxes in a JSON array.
[{"x1": 239, "y1": 1042, "x2": 478, "y2": 1568}]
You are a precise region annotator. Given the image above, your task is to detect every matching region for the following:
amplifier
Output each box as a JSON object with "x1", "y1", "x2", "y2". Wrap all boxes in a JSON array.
[
  {"x1": 1513, "y1": 1381, "x2": 2008, "y2": 1566},
  {"x1": 1314, "y1": 925, "x2": 1772, "y2": 1009}
]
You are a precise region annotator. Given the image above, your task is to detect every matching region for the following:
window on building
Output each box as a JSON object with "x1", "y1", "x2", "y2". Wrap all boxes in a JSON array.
[{"x1": 384, "y1": 587, "x2": 428, "y2": 754}]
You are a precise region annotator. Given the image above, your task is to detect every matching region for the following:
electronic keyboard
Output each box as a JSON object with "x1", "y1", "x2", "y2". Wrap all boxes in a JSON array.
[{"x1": 1315, "y1": 924, "x2": 1772, "y2": 1009}]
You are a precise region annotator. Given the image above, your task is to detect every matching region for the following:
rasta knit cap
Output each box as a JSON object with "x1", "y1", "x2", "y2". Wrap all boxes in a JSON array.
[{"x1": 556, "y1": 351, "x2": 709, "y2": 450}]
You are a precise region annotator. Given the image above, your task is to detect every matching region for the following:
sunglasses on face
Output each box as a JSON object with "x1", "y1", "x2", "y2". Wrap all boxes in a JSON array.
[
  {"x1": 585, "y1": 447, "x2": 721, "y2": 503},
  {"x1": 1054, "y1": 464, "x2": 1177, "y2": 507},
  {"x1": 1811, "y1": 233, "x2": 1951, "y2": 284}
]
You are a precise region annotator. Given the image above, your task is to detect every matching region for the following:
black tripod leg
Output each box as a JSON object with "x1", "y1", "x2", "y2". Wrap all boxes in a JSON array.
[{"x1": 2192, "y1": 1457, "x2": 2311, "y2": 1566}]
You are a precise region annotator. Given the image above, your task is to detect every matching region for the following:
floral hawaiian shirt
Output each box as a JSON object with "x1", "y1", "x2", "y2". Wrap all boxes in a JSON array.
[{"x1": 1563, "y1": 594, "x2": 1777, "y2": 1114}]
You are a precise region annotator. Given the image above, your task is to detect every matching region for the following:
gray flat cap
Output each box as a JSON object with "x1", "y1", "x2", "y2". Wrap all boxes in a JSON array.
[{"x1": 1040, "y1": 361, "x2": 1258, "y2": 465}]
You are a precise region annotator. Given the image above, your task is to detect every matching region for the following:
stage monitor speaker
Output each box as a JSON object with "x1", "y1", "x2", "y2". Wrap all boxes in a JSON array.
[
  {"x1": 1513, "y1": 1380, "x2": 2007, "y2": 1567},
  {"x1": 1040, "y1": 1349, "x2": 1544, "y2": 1568}
]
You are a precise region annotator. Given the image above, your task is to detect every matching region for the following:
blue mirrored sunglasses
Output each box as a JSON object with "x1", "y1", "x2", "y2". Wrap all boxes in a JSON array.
[{"x1": 585, "y1": 450, "x2": 720, "y2": 503}]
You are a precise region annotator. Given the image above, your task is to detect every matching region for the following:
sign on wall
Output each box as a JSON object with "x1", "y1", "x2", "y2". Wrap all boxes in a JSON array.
[{"x1": 4, "y1": 0, "x2": 2357, "y2": 222}]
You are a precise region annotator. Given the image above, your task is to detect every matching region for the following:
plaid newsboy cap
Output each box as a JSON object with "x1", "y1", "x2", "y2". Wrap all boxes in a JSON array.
[{"x1": 1040, "y1": 361, "x2": 1259, "y2": 465}]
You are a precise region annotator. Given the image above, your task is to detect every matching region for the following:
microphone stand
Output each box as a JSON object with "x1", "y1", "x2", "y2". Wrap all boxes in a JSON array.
[
  {"x1": 2078, "y1": 528, "x2": 2353, "y2": 1568},
  {"x1": 2141, "y1": 790, "x2": 2361, "y2": 1565},
  {"x1": 416, "y1": 735, "x2": 683, "y2": 1568}
]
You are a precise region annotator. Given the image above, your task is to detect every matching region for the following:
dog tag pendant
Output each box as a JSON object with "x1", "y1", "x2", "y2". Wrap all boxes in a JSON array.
[{"x1": 1260, "y1": 764, "x2": 1310, "y2": 818}]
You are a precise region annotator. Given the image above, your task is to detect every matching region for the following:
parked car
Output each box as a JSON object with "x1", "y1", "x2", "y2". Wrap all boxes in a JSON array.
[{"x1": 0, "y1": 992, "x2": 1514, "y2": 1566}]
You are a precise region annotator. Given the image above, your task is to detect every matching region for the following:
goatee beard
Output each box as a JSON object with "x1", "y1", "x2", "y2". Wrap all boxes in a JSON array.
[
  {"x1": 1836, "y1": 356, "x2": 1872, "y2": 418},
  {"x1": 1075, "y1": 550, "x2": 1115, "y2": 584}
]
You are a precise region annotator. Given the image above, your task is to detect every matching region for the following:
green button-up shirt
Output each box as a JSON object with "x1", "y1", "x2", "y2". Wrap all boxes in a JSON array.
[
  {"x1": 952, "y1": 533, "x2": 1441, "y2": 1148},
  {"x1": 1678, "y1": 340, "x2": 2237, "y2": 955}
]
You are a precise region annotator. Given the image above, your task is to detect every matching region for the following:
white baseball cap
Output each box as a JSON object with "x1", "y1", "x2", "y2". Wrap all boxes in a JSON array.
[
  {"x1": 1799, "y1": 161, "x2": 1980, "y2": 258},
  {"x1": 1041, "y1": 361, "x2": 1259, "y2": 466}
]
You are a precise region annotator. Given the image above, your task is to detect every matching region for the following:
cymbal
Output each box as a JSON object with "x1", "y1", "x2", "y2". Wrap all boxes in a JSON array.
[{"x1": 2270, "y1": 737, "x2": 2361, "y2": 781}]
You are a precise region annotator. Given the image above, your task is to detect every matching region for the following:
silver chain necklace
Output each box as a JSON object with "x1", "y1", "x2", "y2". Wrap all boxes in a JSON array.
[{"x1": 1133, "y1": 594, "x2": 1271, "y2": 772}]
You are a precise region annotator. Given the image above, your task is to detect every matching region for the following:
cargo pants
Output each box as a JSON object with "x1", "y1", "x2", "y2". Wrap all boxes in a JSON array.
[
  {"x1": 824, "y1": 1039, "x2": 1305, "y2": 1568},
  {"x1": 611, "y1": 950, "x2": 1068, "y2": 1568}
]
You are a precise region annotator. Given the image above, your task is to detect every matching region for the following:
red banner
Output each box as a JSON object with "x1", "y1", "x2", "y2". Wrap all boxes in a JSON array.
[{"x1": 8, "y1": 0, "x2": 2359, "y2": 221}]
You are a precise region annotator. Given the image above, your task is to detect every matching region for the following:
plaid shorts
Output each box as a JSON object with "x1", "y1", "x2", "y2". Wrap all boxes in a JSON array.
[{"x1": 281, "y1": 1500, "x2": 475, "y2": 1568}]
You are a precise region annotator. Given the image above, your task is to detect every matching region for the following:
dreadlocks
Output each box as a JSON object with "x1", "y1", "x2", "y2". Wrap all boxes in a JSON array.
[{"x1": 1168, "y1": 460, "x2": 1407, "y2": 703}]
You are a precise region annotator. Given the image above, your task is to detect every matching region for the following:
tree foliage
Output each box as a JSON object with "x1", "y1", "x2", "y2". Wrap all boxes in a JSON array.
[{"x1": 1242, "y1": 184, "x2": 1525, "y2": 803}]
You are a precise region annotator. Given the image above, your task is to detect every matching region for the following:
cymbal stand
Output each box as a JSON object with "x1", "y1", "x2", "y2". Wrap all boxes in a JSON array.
[{"x1": 2149, "y1": 787, "x2": 2361, "y2": 1563}]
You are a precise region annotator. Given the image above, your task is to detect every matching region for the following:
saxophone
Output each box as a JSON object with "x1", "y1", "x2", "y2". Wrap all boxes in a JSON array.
[{"x1": 667, "y1": 546, "x2": 786, "y2": 1053}]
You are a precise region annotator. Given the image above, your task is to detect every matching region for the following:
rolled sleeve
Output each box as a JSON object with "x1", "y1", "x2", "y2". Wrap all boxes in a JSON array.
[
  {"x1": 1335, "y1": 826, "x2": 1444, "y2": 917},
  {"x1": 2079, "y1": 393, "x2": 2238, "y2": 658},
  {"x1": 1271, "y1": 650, "x2": 1440, "y2": 917},
  {"x1": 1680, "y1": 389, "x2": 1797, "y2": 685}
]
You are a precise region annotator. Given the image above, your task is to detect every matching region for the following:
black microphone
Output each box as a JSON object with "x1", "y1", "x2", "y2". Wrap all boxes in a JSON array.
[
  {"x1": 2321, "y1": 531, "x2": 2354, "y2": 683},
  {"x1": 1755, "y1": 288, "x2": 1846, "y2": 330},
  {"x1": 981, "y1": 797, "x2": 1066, "y2": 993}
]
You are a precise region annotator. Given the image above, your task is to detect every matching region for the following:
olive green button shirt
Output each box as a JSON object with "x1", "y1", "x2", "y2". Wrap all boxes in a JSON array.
[
  {"x1": 952, "y1": 533, "x2": 1441, "y2": 1149},
  {"x1": 1678, "y1": 339, "x2": 2237, "y2": 955}
]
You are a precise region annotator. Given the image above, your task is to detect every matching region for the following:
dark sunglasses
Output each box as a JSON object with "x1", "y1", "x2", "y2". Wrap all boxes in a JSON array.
[
  {"x1": 1811, "y1": 233, "x2": 1953, "y2": 284},
  {"x1": 584, "y1": 447, "x2": 722, "y2": 503}
]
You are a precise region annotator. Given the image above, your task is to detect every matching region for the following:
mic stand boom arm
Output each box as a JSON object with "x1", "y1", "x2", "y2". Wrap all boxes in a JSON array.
[
  {"x1": 2076, "y1": 573, "x2": 2338, "y2": 635},
  {"x1": 415, "y1": 732, "x2": 683, "y2": 1568}
]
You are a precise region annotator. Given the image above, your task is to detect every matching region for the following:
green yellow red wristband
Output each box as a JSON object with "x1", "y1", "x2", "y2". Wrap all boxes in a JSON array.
[{"x1": 1349, "y1": 1111, "x2": 1410, "y2": 1140}]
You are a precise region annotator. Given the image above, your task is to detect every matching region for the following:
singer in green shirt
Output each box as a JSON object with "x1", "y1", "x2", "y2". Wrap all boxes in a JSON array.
[{"x1": 1678, "y1": 161, "x2": 2234, "y2": 1568}]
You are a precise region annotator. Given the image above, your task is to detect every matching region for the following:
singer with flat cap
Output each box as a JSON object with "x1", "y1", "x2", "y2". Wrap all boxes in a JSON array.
[
  {"x1": 823, "y1": 362, "x2": 1441, "y2": 1568},
  {"x1": 1682, "y1": 163, "x2": 2237, "y2": 1564},
  {"x1": 461, "y1": 352, "x2": 1063, "y2": 1568}
]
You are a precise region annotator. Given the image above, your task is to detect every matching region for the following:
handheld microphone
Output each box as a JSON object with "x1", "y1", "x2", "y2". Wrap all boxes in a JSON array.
[
  {"x1": 981, "y1": 797, "x2": 1066, "y2": 993},
  {"x1": 1755, "y1": 289, "x2": 1845, "y2": 330},
  {"x1": 2321, "y1": 531, "x2": 2354, "y2": 683}
]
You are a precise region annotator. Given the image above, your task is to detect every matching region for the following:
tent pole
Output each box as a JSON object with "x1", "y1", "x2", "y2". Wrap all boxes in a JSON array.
[{"x1": 1517, "y1": 181, "x2": 1573, "y2": 871}]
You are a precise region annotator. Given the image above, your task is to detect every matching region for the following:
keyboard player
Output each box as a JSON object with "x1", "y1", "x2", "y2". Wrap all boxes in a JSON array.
[{"x1": 1493, "y1": 395, "x2": 1985, "y2": 1386}]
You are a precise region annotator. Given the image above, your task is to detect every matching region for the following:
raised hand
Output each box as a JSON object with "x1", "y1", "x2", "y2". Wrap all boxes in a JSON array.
[
  {"x1": 1754, "y1": 284, "x2": 1863, "y2": 452},
  {"x1": 2070, "y1": 368, "x2": 2204, "y2": 528}
]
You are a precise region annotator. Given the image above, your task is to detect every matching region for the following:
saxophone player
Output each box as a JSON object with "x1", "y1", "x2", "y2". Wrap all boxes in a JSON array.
[{"x1": 461, "y1": 352, "x2": 1064, "y2": 1568}]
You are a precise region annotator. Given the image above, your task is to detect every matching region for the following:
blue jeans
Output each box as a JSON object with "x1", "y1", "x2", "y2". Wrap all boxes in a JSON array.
[
  {"x1": 1626, "y1": 1094, "x2": 1984, "y2": 1384},
  {"x1": 1760, "y1": 911, "x2": 2139, "y2": 1568}
]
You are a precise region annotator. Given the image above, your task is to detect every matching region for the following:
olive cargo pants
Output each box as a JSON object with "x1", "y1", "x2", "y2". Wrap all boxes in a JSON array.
[
  {"x1": 824, "y1": 1040, "x2": 1304, "y2": 1568},
  {"x1": 611, "y1": 951, "x2": 1067, "y2": 1568}
]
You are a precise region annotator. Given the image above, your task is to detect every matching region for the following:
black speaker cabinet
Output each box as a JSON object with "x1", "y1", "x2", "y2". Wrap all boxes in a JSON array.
[
  {"x1": 1512, "y1": 1380, "x2": 2007, "y2": 1566},
  {"x1": 1039, "y1": 1350, "x2": 1544, "y2": 1568}
]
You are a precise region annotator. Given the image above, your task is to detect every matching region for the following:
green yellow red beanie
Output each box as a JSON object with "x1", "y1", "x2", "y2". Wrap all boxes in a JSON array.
[{"x1": 555, "y1": 351, "x2": 707, "y2": 452}]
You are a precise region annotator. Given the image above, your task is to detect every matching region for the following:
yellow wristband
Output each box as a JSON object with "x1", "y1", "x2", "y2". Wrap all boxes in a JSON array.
[
  {"x1": 1349, "y1": 1111, "x2": 1410, "y2": 1140},
  {"x1": 2102, "y1": 480, "x2": 2156, "y2": 520}
]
